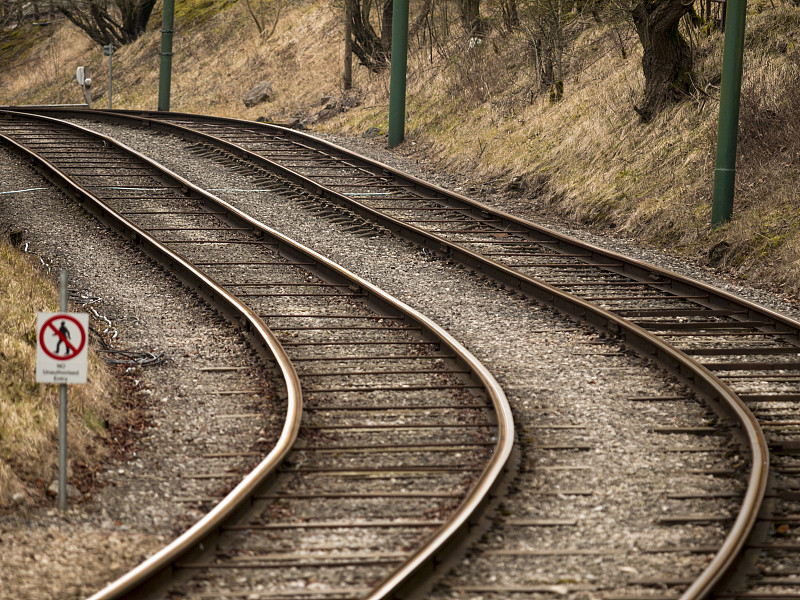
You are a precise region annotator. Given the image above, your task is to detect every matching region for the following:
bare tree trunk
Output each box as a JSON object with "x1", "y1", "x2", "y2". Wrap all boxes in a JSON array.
[
  {"x1": 502, "y1": 0, "x2": 520, "y2": 31},
  {"x1": 408, "y1": 0, "x2": 431, "y2": 39},
  {"x1": 631, "y1": 0, "x2": 694, "y2": 121},
  {"x1": 350, "y1": 0, "x2": 391, "y2": 71},
  {"x1": 380, "y1": 0, "x2": 392, "y2": 58},
  {"x1": 458, "y1": 0, "x2": 482, "y2": 35},
  {"x1": 551, "y1": 0, "x2": 564, "y2": 101},
  {"x1": 344, "y1": 0, "x2": 353, "y2": 89},
  {"x1": 244, "y1": 0, "x2": 264, "y2": 34},
  {"x1": 58, "y1": 0, "x2": 158, "y2": 45}
]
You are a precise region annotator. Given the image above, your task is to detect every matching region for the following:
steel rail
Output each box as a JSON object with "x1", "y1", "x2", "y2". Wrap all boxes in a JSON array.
[
  {"x1": 28, "y1": 108, "x2": 800, "y2": 337},
  {"x1": 15, "y1": 107, "x2": 776, "y2": 600},
  {"x1": 0, "y1": 110, "x2": 515, "y2": 600},
  {"x1": 0, "y1": 119, "x2": 304, "y2": 600}
]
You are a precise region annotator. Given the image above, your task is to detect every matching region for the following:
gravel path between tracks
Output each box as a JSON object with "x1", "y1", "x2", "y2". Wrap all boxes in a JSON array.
[
  {"x1": 0, "y1": 149, "x2": 284, "y2": 600},
  {"x1": 68, "y1": 122, "x2": 751, "y2": 593},
  {"x1": 0, "y1": 118, "x2": 796, "y2": 598}
]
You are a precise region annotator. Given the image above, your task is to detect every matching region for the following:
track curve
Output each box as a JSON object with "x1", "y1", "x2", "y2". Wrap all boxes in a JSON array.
[
  {"x1": 21, "y1": 106, "x2": 777, "y2": 600},
  {"x1": 9, "y1": 107, "x2": 800, "y2": 599},
  {"x1": 0, "y1": 109, "x2": 514, "y2": 600}
]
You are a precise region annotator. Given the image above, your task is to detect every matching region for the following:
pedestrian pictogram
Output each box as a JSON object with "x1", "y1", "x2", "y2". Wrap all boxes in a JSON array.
[{"x1": 36, "y1": 312, "x2": 89, "y2": 384}]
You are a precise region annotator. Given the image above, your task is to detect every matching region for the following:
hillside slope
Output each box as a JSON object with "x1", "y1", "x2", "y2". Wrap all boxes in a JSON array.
[{"x1": 2, "y1": 0, "x2": 799, "y2": 297}]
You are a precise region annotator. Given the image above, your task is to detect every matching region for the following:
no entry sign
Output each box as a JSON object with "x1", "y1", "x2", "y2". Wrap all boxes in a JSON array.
[{"x1": 36, "y1": 312, "x2": 89, "y2": 384}]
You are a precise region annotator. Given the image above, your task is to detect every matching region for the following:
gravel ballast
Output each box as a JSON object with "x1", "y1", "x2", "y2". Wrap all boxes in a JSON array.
[
  {"x1": 1, "y1": 117, "x2": 790, "y2": 597},
  {"x1": 0, "y1": 148, "x2": 283, "y2": 599}
]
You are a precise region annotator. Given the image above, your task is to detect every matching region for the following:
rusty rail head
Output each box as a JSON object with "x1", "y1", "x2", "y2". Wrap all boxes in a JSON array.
[
  {"x1": 0, "y1": 110, "x2": 516, "y2": 600},
  {"x1": 0, "y1": 112, "x2": 304, "y2": 600},
  {"x1": 4, "y1": 108, "x2": 775, "y2": 599}
]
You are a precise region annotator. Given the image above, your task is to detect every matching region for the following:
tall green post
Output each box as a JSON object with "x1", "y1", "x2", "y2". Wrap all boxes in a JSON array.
[
  {"x1": 388, "y1": 0, "x2": 409, "y2": 148},
  {"x1": 158, "y1": 0, "x2": 175, "y2": 112},
  {"x1": 711, "y1": 0, "x2": 747, "y2": 228}
]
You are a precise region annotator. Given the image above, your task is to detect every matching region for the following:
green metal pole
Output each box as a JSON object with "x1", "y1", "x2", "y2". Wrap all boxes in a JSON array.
[
  {"x1": 158, "y1": 0, "x2": 175, "y2": 112},
  {"x1": 388, "y1": 0, "x2": 409, "y2": 148},
  {"x1": 711, "y1": 0, "x2": 747, "y2": 228}
]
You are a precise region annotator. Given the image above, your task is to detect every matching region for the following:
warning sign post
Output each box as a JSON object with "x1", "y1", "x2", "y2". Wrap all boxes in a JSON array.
[
  {"x1": 36, "y1": 312, "x2": 89, "y2": 384},
  {"x1": 37, "y1": 270, "x2": 88, "y2": 511}
]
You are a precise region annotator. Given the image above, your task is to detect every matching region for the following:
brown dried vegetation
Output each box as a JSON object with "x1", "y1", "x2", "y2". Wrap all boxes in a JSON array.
[
  {"x1": 0, "y1": 0, "x2": 799, "y2": 300},
  {"x1": 0, "y1": 238, "x2": 123, "y2": 507}
]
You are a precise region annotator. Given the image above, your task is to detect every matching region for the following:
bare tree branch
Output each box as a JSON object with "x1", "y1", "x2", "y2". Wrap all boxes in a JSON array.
[{"x1": 57, "y1": 0, "x2": 157, "y2": 46}]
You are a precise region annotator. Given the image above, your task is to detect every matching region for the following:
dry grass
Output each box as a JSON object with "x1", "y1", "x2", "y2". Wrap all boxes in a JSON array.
[
  {"x1": 0, "y1": 24, "x2": 94, "y2": 105},
  {"x1": 1, "y1": 0, "x2": 799, "y2": 299},
  {"x1": 0, "y1": 238, "x2": 122, "y2": 507},
  {"x1": 328, "y1": 5, "x2": 800, "y2": 297},
  {"x1": 0, "y1": 0, "x2": 371, "y2": 118}
]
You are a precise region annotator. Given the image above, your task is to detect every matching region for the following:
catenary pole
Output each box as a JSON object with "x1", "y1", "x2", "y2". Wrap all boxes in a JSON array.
[
  {"x1": 711, "y1": 0, "x2": 748, "y2": 228},
  {"x1": 388, "y1": 0, "x2": 409, "y2": 148},
  {"x1": 158, "y1": 0, "x2": 175, "y2": 112}
]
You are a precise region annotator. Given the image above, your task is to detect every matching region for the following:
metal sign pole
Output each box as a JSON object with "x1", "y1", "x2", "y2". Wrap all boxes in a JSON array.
[
  {"x1": 57, "y1": 269, "x2": 68, "y2": 511},
  {"x1": 37, "y1": 271, "x2": 88, "y2": 512},
  {"x1": 104, "y1": 44, "x2": 114, "y2": 109}
]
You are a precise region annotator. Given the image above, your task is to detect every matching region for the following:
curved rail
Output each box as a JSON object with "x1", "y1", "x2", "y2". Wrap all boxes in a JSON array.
[
  {"x1": 0, "y1": 109, "x2": 515, "y2": 600},
  {"x1": 22, "y1": 107, "x2": 775, "y2": 599},
  {"x1": 0, "y1": 120, "x2": 304, "y2": 600}
]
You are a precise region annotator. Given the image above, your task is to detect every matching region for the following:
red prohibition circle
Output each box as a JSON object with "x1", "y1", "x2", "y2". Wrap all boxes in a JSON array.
[{"x1": 39, "y1": 315, "x2": 86, "y2": 361}]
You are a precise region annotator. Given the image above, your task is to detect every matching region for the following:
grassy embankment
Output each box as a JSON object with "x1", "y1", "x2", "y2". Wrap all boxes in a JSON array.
[
  {"x1": 3, "y1": 0, "x2": 797, "y2": 296},
  {"x1": 332, "y1": 4, "x2": 800, "y2": 296},
  {"x1": 0, "y1": 239, "x2": 121, "y2": 507}
]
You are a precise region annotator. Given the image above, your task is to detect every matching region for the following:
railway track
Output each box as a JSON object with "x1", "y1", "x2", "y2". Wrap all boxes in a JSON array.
[
  {"x1": 3, "y1": 107, "x2": 800, "y2": 599},
  {"x1": 0, "y1": 110, "x2": 514, "y2": 599}
]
